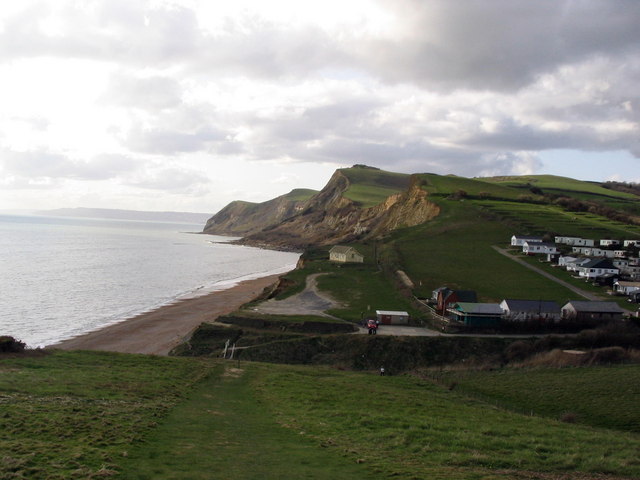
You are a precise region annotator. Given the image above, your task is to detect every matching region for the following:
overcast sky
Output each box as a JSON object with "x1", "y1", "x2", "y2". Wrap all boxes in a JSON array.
[{"x1": 0, "y1": 0, "x2": 639, "y2": 214}]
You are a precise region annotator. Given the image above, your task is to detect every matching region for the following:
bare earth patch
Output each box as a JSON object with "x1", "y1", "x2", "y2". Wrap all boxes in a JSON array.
[
  {"x1": 223, "y1": 367, "x2": 244, "y2": 378},
  {"x1": 252, "y1": 273, "x2": 342, "y2": 318}
]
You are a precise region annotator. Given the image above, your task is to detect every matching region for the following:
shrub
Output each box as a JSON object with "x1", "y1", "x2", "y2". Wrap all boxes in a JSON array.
[
  {"x1": 0, "y1": 336, "x2": 26, "y2": 353},
  {"x1": 560, "y1": 412, "x2": 578, "y2": 423},
  {"x1": 586, "y1": 346, "x2": 627, "y2": 365},
  {"x1": 503, "y1": 340, "x2": 534, "y2": 363}
]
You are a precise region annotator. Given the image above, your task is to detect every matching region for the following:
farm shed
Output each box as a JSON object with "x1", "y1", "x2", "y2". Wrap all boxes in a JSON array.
[
  {"x1": 329, "y1": 245, "x2": 364, "y2": 263},
  {"x1": 447, "y1": 302, "x2": 503, "y2": 327},
  {"x1": 375, "y1": 310, "x2": 409, "y2": 325},
  {"x1": 500, "y1": 299, "x2": 561, "y2": 322},
  {"x1": 561, "y1": 301, "x2": 625, "y2": 323}
]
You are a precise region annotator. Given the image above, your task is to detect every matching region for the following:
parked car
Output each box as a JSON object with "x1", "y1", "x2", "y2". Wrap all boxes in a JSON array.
[{"x1": 367, "y1": 319, "x2": 378, "y2": 335}]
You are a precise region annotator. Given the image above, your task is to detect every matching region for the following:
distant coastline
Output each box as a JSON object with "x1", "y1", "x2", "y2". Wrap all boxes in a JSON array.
[{"x1": 37, "y1": 207, "x2": 212, "y2": 225}]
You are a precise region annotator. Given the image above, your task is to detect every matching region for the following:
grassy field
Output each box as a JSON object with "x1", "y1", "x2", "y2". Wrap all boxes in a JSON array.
[
  {"x1": 484, "y1": 174, "x2": 637, "y2": 199},
  {"x1": 256, "y1": 363, "x2": 640, "y2": 479},
  {"x1": 418, "y1": 173, "x2": 537, "y2": 201},
  {"x1": 432, "y1": 365, "x2": 640, "y2": 432},
  {"x1": 316, "y1": 263, "x2": 419, "y2": 322},
  {"x1": 390, "y1": 200, "x2": 578, "y2": 302},
  {"x1": 274, "y1": 245, "x2": 420, "y2": 323},
  {"x1": 0, "y1": 350, "x2": 211, "y2": 479},
  {"x1": 484, "y1": 174, "x2": 640, "y2": 215},
  {"x1": 476, "y1": 199, "x2": 640, "y2": 238},
  {"x1": 117, "y1": 364, "x2": 371, "y2": 480},
  {"x1": 3, "y1": 350, "x2": 640, "y2": 479}
]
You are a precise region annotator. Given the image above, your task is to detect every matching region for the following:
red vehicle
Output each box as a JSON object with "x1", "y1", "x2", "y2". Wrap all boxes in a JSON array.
[{"x1": 366, "y1": 319, "x2": 378, "y2": 335}]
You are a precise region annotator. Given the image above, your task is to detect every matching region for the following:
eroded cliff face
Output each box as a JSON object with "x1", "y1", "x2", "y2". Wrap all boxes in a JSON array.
[
  {"x1": 203, "y1": 192, "x2": 308, "y2": 236},
  {"x1": 237, "y1": 171, "x2": 440, "y2": 249}
]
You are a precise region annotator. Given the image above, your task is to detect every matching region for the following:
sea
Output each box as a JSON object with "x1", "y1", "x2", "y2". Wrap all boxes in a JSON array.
[{"x1": 0, "y1": 214, "x2": 300, "y2": 348}]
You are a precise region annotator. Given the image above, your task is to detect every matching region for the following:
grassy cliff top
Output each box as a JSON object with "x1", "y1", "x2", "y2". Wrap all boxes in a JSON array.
[
  {"x1": 284, "y1": 188, "x2": 319, "y2": 201},
  {"x1": 417, "y1": 173, "x2": 536, "y2": 200},
  {"x1": 340, "y1": 165, "x2": 411, "y2": 207}
]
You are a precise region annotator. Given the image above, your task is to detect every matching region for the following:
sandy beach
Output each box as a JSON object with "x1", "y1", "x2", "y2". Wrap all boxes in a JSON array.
[{"x1": 52, "y1": 274, "x2": 281, "y2": 355}]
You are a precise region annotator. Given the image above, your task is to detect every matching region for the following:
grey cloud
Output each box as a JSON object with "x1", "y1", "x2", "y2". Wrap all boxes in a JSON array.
[
  {"x1": 3, "y1": 0, "x2": 638, "y2": 95},
  {"x1": 103, "y1": 73, "x2": 182, "y2": 110},
  {"x1": 1, "y1": 150, "x2": 136, "y2": 180},
  {"x1": 0, "y1": 0, "x2": 199, "y2": 66},
  {"x1": 126, "y1": 126, "x2": 227, "y2": 155},
  {"x1": 195, "y1": 25, "x2": 345, "y2": 79},
  {"x1": 126, "y1": 167, "x2": 210, "y2": 192},
  {"x1": 366, "y1": 0, "x2": 640, "y2": 91},
  {"x1": 2, "y1": 0, "x2": 637, "y2": 180},
  {"x1": 259, "y1": 99, "x2": 384, "y2": 143}
]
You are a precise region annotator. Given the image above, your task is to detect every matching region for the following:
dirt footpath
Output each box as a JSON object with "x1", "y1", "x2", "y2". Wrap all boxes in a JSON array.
[{"x1": 252, "y1": 273, "x2": 342, "y2": 318}]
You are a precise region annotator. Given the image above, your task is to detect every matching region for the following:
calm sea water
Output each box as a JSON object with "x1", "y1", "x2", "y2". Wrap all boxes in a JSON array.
[{"x1": 0, "y1": 215, "x2": 299, "y2": 348}]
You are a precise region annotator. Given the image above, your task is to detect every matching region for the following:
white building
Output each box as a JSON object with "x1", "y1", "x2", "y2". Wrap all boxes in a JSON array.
[
  {"x1": 523, "y1": 241, "x2": 559, "y2": 255},
  {"x1": 555, "y1": 236, "x2": 595, "y2": 247},
  {"x1": 559, "y1": 256, "x2": 591, "y2": 272},
  {"x1": 375, "y1": 310, "x2": 409, "y2": 325},
  {"x1": 511, "y1": 235, "x2": 543, "y2": 247},
  {"x1": 576, "y1": 259, "x2": 619, "y2": 279},
  {"x1": 600, "y1": 239, "x2": 621, "y2": 247},
  {"x1": 613, "y1": 280, "x2": 640, "y2": 296},
  {"x1": 329, "y1": 246, "x2": 364, "y2": 263},
  {"x1": 572, "y1": 247, "x2": 616, "y2": 258}
]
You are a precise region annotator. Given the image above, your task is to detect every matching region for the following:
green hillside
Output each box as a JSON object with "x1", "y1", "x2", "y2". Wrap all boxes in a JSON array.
[
  {"x1": 390, "y1": 200, "x2": 579, "y2": 302},
  {"x1": 2, "y1": 351, "x2": 640, "y2": 479},
  {"x1": 435, "y1": 364, "x2": 640, "y2": 432},
  {"x1": 485, "y1": 174, "x2": 640, "y2": 216},
  {"x1": 485, "y1": 174, "x2": 636, "y2": 199},
  {"x1": 340, "y1": 165, "x2": 411, "y2": 207},
  {"x1": 418, "y1": 173, "x2": 538, "y2": 200},
  {"x1": 256, "y1": 169, "x2": 640, "y2": 312}
]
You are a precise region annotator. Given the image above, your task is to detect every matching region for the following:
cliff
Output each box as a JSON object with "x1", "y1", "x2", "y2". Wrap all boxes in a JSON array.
[
  {"x1": 217, "y1": 168, "x2": 440, "y2": 249},
  {"x1": 203, "y1": 189, "x2": 317, "y2": 236}
]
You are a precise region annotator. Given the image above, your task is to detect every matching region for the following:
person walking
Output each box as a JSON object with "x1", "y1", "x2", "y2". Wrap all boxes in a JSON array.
[{"x1": 380, "y1": 366, "x2": 385, "y2": 376}]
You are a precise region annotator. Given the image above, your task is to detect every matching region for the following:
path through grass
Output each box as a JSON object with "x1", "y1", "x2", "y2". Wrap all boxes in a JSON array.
[{"x1": 117, "y1": 363, "x2": 375, "y2": 480}]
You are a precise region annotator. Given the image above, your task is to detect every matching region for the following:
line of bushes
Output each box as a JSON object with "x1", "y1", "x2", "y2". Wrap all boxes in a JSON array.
[{"x1": 218, "y1": 315, "x2": 357, "y2": 334}]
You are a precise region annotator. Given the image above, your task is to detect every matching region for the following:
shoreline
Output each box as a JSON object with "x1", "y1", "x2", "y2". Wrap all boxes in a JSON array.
[{"x1": 51, "y1": 274, "x2": 281, "y2": 356}]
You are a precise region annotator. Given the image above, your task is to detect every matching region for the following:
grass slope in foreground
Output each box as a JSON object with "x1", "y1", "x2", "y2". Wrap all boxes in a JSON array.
[
  {"x1": 433, "y1": 364, "x2": 640, "y2": 433},
  {"x1": 0, "y1": 351, "x2": 210, "y2": 479},
  {"x1": 2, "y1": 351, "x2": 640, "y2": 479}
]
